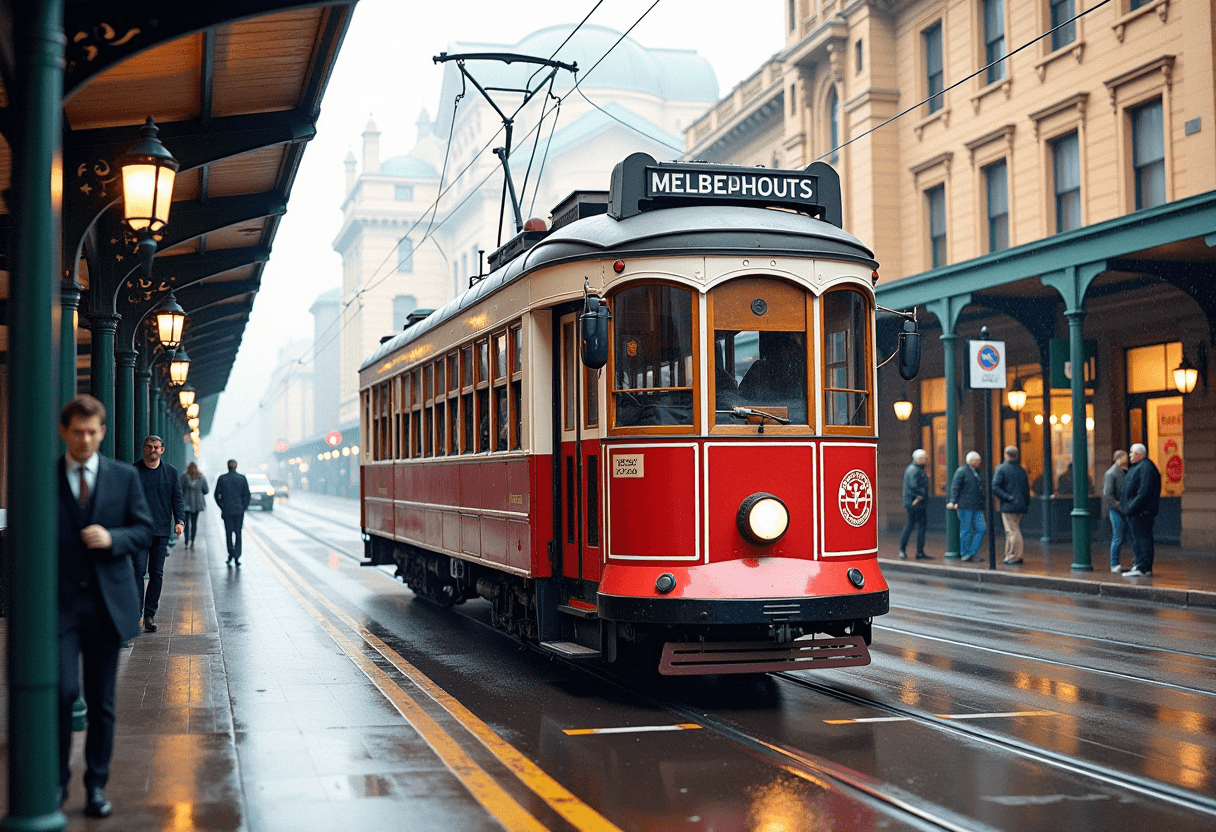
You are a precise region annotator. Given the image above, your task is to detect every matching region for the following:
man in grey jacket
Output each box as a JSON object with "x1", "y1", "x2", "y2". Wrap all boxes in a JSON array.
[
  {"x1": 947, "y1": 451, "x2": 986, "y2": 562},
  {"x1": 1103, "y1": 450, "x2": 1129, "y2": 572},
  {"x1": 898, "y1": 449, "x2": 932, "y2": 560}
]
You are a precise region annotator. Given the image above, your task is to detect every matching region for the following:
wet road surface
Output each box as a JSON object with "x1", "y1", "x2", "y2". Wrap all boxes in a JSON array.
[{"x1": 230, "y1": 493, "x2": 1216, "y2": 831}]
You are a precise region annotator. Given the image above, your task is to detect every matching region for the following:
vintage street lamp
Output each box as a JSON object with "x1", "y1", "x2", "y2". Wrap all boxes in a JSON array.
[
  {"x1": 1174, "y1": 353, "x2": 1199, "y2": 394},
  {"x1": 154, "y1": 291, "x2": 186, "y2": 349},
  {"x1": 177, "y1": 383, "x2": 196, "y2": 409},
  {"x1": 186, "y1": 402, "x2": 200, "y2": 419},
  {"x1": 120, "y1": 117, "x2": 179, "y2": 271},
  {"x1": 893, "y1": 392, "x2": 913, "y2": 421},
  {"x1": 1006, "y1": 377, "x2": 1027, "y2": 412},
  {"x1": 187, "y1": 417, "x2": 200, "y2": 430},
  {"x1": 169, "y1": 348, "x2": 191, "y2": 385}
]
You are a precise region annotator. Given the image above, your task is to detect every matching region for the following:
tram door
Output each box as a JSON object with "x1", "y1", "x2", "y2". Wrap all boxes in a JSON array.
[{"x1": 555, "y1": 310, "x2": 604, "y2": 585}]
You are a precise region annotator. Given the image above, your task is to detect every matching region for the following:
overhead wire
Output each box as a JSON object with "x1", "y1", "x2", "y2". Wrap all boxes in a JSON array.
[{"x1": 253, "y1": 1, "x2": 660, "y2": 413}]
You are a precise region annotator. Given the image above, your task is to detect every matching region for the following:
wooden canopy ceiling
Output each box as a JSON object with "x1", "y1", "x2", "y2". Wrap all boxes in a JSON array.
[{"x1": 0, "y1": 0, "x2": 357, "y2": 427}]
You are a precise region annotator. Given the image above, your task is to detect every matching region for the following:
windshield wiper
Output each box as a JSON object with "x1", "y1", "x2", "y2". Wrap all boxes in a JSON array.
[{"x1": 716, "y1": 407, "x2": 791, "y2": 433}]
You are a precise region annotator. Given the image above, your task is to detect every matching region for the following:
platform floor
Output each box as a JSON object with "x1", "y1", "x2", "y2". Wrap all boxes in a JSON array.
[{"x1": 1, "y1": 498, "x2": 1213, "y2": 830}]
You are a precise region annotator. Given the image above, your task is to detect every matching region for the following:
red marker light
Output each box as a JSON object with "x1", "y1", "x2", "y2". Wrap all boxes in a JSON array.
[
  {"x1": 613, "y1": 260, "x2": 625, "y2": 273},
  {"x1": 871, "y1": 270, "x2": 880, "y2": 285}
]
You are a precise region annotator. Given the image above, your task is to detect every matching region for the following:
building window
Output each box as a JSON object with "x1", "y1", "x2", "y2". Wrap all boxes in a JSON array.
[
  {"x1": 927, "y1": 184, "x2": 947, "y2": 268},
  {"x1": 1132, "y1": 99, "x2": 1166, "y2": 210},
  {"x1": 1130, "y1": 0, "x2": 1151, "y2": 9},
  {"x1": 1052, "y1": 132, "x2": 1081, "y2": 232},
  {"x1": 924, "y1": 23, "x2": 944, "y2": 114},
  {"x1": 983, "y1": 0, "x2": 1006, "y2": 84},
  {"x1": 789, "y1": 0, "x2": 797, "y2": 30},
  {"x1": 790, "y1": 84, "x2": 797, "y2": 116},
  {"x1": 1050, "y1": 0, "x2": 1075, "y2": 51},
  {"x1": 827, "y1": 88, "x2": 839, "y2": 162},
  {"x1": 397, "y1": 238, "x2": 413, "y2": 273},
  {"x1": 985, "y1": 160, "x2": 1009, "y2": 251},
  {"x1": 395, "y1": 184, "x2": 413, "y2": 200},
  {"x1": 855, "y1": 39, "x2": 864, "y2": 74},
  {"x1": 392, "y1": 294, "x2": 418, "y2": 331}
]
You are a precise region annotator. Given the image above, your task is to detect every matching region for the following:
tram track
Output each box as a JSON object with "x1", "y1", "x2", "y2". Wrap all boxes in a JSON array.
[{"x1": 250, "y1": 502, "x2": 1216, "y2": 830}]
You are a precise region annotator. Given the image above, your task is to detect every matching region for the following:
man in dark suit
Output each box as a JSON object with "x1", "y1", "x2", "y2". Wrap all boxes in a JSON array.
[
  {"x1": 1120, "y1": 443, "x2": 1161, "y2": 577},
  {"x1": 57, "y1": 394, "x2": 155, "y2": 817},
  {"x1": 214, "y1": 459, "x2": 251, "y2": 565}
]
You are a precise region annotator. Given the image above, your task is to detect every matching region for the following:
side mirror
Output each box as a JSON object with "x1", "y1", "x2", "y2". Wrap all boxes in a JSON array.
[
  {"x1": 580, "y1": 296, "x2": 610, "y2": 369},
  {"x1": 898, "y1": 319, "x2": 921, "y2": 380}
]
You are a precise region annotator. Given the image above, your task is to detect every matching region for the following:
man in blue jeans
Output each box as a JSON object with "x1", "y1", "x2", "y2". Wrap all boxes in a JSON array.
[
  {"x1": 946, "y1": 451, "x2": 986, "y2": 562},
  {"x1": 1103, "y1": 450, "x2": 1129, "y2": 572}
]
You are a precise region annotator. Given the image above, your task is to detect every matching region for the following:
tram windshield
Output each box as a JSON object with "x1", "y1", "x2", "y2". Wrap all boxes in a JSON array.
[
  {"x1": 823, "y1": 288, "x2": 872, "y2": 428},
  {"x1": 611, "y1": 284, "x2": 695, "y2": 427}
]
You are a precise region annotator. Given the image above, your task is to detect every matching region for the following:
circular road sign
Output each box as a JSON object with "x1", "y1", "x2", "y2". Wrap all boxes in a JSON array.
[{"x1": 325, "y1": 430, "x2": 343, "y2": 447}]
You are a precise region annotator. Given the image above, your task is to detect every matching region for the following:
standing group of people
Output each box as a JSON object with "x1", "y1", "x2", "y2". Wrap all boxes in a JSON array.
[
  {"x1": 900, "y1": 443, "x2": 1161, "y2": 572},
  {"x1": 56, "y1": 394, "x2": 252, "y2": 818}
]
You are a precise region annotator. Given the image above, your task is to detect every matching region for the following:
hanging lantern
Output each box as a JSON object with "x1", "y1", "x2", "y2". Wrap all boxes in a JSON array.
[
  {"x1": 177, "y1": 383, "x2": 196, "y2": 409},
  {"x1": 154, "y1": 291, "x2": 186, "y2": 349},
  {"x1": 119, "y1": 117, "x2": 179, "y2": 235},
  {"x1": 169, "y1": 348, "x2": 191, "y2": 385}
]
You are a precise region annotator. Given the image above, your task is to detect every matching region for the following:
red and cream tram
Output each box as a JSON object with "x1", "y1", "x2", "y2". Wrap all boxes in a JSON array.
[{"x1": 359, "y1": 152, "x2": 918, "y2": 675}]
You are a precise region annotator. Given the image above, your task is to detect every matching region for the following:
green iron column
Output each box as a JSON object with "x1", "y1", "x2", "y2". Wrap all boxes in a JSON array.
[
  {"x1": 1066, "y1": 308, "x2": 1091, "y2": 570},
  {"x1": 1042, "y1": 263, "x2": 1104, "y2": 572},
  {"x1": 3, "y1": 0, "x2": 67, "y2": 830},
  {"x1": 135, "y1": 362, "x2": 150, "y2": 449},
  {"x1": 87, "y1": 312, "x2": 120, "y2": 458},
  {"x1": 926, "y1": 294, "x2": 971, "y2": 560},
  {"x1": 115, "y1": 349, "x2": 137, "y2": 462},
  {"x1": 152, "y1": 389, "x2": 165, "y2": 442},
  {"x1": 59, "y1": 281, "x2": 80, "y2": 408}
]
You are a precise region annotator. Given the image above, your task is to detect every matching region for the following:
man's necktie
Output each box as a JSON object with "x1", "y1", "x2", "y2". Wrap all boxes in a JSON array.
[{"x1": 78, "y1": 466, "x2": 89, "y2": 507}]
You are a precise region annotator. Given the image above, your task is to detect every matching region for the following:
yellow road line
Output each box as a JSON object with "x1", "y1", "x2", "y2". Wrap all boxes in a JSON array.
[
  {"x1": 252, "y1": 537, "x2": 548, "y2": 832},
  {"x1": 248, "y1": 530, "x2": 625, "y2": 832},
  {"x1": 824, "y1": 709, "x2": 1058, "y2": 725},
  {"x1": 564, "y1": 724, "x2": 702, "y2": 736}
]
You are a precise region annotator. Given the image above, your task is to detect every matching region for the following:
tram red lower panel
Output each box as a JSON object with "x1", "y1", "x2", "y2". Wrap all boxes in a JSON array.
[{"x1": 598, "y1": 556, "x2": 888, "y2": 601}]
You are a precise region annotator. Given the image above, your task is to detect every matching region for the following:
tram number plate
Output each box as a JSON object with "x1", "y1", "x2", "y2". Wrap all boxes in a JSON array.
[{"x1": 612, "y1": 455, "x2": 645, "y2": 478}]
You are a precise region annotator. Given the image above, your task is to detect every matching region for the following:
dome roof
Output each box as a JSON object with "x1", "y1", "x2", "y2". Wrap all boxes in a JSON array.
[{"x1": 379, "y1": 154, "x2": 439, "y2": 178}]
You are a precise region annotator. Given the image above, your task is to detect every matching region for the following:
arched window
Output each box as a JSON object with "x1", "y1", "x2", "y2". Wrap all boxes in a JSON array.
[
  {"x1": 827, "y1": 88, "x2": 840, "y2": 163},
  {"x1": 397, "y1": 238, "x2": 413, "y2": 273}
]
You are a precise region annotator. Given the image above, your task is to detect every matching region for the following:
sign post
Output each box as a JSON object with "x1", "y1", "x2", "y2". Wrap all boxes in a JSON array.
[{"x1": 969, "y1": 328, "x2": 1005, "y2": 570}]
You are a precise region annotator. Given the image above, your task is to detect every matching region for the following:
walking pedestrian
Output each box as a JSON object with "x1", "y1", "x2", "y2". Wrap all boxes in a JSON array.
[
  {"x1": 132, "y1": 435, "x2": 185, "y2": 634},
  {"x1": 1120, "y1": 443, "x2": 1161, "y2": 577},
  {"x1": 991, "y1": 445, "x2": 1030, "y2": 565},
  {"x1": 57, "y1": 395, "x2": 155, "y2": 817},
  {"x1": 1103, "y1": 450, "x2": 1130, "y2": 572},
  {"x1": 215, "y1": 459, "x2": 252, "y2": 566},
  {"x1": 180, "y1": 462, "x2": 209, "y2": 549},
  {"x1": 898, "y1": 449, "x2": 932, "y2": 560},
  {"x1": 946, "y1": 451, "x2": 986, "y2": 562}
]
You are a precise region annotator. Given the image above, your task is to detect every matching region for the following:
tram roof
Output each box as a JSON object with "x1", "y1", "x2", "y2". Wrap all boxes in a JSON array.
[{"x1": 360, "y1": 202, "x2": 877, "y2": 373}]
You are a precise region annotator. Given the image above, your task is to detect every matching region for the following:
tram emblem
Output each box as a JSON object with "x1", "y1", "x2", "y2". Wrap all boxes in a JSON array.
[{"x1": 838, "y1": 470, "x2": 873, "y2": 527}]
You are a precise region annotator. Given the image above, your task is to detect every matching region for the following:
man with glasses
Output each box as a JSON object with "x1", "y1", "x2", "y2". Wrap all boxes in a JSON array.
[{"x1": 132, "y1": 435, "x2": 185, "y2": 633}]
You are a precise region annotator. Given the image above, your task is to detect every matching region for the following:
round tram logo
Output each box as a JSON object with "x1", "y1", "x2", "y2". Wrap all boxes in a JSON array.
[
  {"x1": 838, "y1": 469, "x2": 873, "y2": 527},
  {"x1": 977, "y1": 344, "x2": 1001, "y2": 372}
]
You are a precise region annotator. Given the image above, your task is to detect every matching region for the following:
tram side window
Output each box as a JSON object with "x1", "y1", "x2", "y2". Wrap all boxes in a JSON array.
[
  {"x1": 822, "y1": 289, "x2": 872, "y2": 428},
  {"x1": 411, "y1": 369, "x2": 423, "y2": 457},
  {"x1": 493, "y1": 331, "x2": 509, "y2": 451},
  {"x1": 447, "y1": 353, "x2": 460, "y2": 455},
  {"x1": 434, "y1": 360, "x2": 446, "y2": 456},
  {"x1": 401, "y1": 372, "x2": 412, "y2": 459},
  {"x1": 510, "y1": 325, "x2": 523, "y2": 449},
  {"x1": 476, "y1": 339, "x2": 490, "y2": 451},
  {"x1": 462, "y1": 346, "x2": 474, "y2": 454},
  {"x1": 611, "y1": 284, "x2": 695, "y2": 428}
]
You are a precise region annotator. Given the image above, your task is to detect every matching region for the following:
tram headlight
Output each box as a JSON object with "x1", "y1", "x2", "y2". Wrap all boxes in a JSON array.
[{"x1": 736, "y1": 493, "x2": 789, "y2": 544}]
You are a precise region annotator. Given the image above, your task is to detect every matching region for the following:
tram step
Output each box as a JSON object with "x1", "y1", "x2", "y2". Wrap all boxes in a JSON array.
[
  {"x1": 557, "y1": 603, "x2": 599, "y2": 619},
  {"x1": 541, "y1": 641, "x2": 602, "y2": 660},
  {"x1": 659, "y1": 635, "x2": 870, "y2": 676}
]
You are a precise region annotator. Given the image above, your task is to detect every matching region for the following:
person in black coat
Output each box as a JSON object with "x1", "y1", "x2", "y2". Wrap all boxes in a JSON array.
[
  {"x1": 132, "y1": 435, "x2": 185, "y2": 633},
  {"x1": 898, "y1": 448, "x2": 932, "y2": 559},
  {"x1": 946, "y1": 451, "x2": 986, "y2": 562},
  {"x1": 991, "y1": 445, "x2": 1030, "y2": 565},
  {"x1": 1120, "y1": 443, "x2": 1161, "y2": 577},
  {"x1": 57, "y1": 395, "x2": 155, "y2": 818},
  {"x1": 214, "y1": 459, "x2": 252, "y2": 565}
]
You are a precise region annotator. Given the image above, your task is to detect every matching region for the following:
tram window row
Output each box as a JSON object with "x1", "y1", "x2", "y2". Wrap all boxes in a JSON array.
[{"x1": 364, "y1": 321, "x2": 524, "y2": 463}]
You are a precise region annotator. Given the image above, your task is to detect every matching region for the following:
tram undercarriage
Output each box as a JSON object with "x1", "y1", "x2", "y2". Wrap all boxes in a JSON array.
[{"x1": 364, "y1": 535, "x2": 878, "y2": 675}]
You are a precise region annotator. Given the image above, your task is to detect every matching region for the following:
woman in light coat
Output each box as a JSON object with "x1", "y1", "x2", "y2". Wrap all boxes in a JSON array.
[{"x1": 180, "y1": 462, "x2": 209, "y2": 549}]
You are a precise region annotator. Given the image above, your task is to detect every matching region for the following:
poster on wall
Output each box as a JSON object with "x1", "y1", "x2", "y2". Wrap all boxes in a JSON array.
[{"x1": 1157, "y1": 402, "x2": 1184, "y2": 497}]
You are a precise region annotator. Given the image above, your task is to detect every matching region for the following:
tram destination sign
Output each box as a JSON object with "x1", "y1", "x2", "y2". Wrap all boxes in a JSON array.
[{"x1": 609, "y1": 152, "x2": 843, "y2": 227}]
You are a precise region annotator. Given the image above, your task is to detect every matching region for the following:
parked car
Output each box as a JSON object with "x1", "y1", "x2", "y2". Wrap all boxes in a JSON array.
[
  {"x1": 269, "y1": 478, "x2": 290, "y2": 499},
  {"x1": 246, "y1": 473, "x2": 275, "y2": 511}
]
